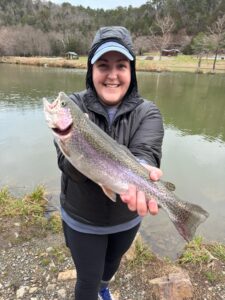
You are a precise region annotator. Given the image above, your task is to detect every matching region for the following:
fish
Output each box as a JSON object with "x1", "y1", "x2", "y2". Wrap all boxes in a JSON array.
[{"x1": 43, "y1": 92, "x2": 209, "y2": 242}]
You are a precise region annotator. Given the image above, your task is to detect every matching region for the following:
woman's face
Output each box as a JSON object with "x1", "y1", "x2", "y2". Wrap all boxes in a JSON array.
[{"x1": 92, "y1": 51, "x2": 131, "y2": 106}]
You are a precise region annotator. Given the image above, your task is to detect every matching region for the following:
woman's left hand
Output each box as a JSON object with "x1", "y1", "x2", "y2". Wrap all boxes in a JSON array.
[{"x1": 120, "y1": 165, "x2": 163, "y2": 216}]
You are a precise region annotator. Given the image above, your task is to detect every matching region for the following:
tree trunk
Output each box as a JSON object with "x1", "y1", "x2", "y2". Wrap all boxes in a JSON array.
[
  {"x1": 213, "y1": 48, "x2": 218, "y2": 71},
  {"x1": 197, "y1": 55, "x2": 202, "y2": 71},
  {"x1": 159, "y1": 49, "x2": 162, "y2": 60}
]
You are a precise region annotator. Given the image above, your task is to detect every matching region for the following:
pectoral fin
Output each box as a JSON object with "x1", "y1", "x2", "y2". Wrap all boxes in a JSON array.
[{"x1": 99, "y1": 184, "x2": 117, "y2": 202}]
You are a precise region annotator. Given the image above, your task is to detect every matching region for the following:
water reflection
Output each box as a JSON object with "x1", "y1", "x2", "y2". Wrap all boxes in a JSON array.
[
  {"x1": 138, "y1": 72, "x2": 225, "y2": 142},
  {"x1": 0, "y1": 64, "x2": 86, "y2": 109},
  {"x1": 1, "y1": 64, "x2": 225, "y2": 258},
  {"x1": 141, "y1": 126, "x2": 225, "y2": 258}
]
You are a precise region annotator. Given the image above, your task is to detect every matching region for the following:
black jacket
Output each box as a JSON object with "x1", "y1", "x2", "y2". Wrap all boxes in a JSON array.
[{"x1": 55, "y1": 26, "x2": 164, "y2": 226}]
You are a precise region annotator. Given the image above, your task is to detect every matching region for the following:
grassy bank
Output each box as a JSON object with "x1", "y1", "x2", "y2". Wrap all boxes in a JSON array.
[
  {"x1": 0, "y1": 186, "x2": 225, "y2": 299},
  {"x1": 1, "y1": 55, "x2": 225, "y2": 73},
  {"x1": 0, "y1": 185, "x2": 61, "y2": 246}
]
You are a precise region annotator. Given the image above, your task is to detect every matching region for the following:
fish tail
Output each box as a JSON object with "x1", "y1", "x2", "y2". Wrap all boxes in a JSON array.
[{"x1": 165, "y1": 200, "x2": 209, "y2": 242}]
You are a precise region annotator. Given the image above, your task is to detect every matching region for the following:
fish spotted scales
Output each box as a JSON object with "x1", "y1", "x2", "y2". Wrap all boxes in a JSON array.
[{"x1": 43, "y1": 92, "x2": 209, "y2": 242}]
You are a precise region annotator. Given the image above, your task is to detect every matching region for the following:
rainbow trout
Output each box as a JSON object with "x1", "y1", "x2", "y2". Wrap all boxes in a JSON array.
[{"x1": 43, "y1": 92, "x2": 209, "y2": 241}]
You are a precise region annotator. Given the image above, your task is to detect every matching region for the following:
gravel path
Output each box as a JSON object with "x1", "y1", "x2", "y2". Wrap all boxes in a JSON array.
[
  {"x1": 1, "y1": 231, "x2": 225, "y2": 300},
  {"x1": 0, "y1": 234, "x2": 76, "y2": 300}
]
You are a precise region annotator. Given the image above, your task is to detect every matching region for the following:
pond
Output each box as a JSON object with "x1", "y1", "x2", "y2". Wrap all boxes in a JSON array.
[{"x1": 0, "y1": 63, "x2": 225, "y2": 258}]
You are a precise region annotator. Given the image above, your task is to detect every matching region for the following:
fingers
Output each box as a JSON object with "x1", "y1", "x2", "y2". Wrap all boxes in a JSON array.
[
  {"x1": 120, "y1": 165, "x2": 162, "y2": 216},
  {"x1": 148, "y1": 198, "x2": 159, "y2": 215},
  {"x1": 141, "y1": 164, "x2": 163, "y2": 181},
  {"x1": 136, "y1": 190, "x2": 148, "y2": 216},
  {"x1": 150, "y1": 169, "x2": 162, "y2": 181},
  {"x1": 125, "y1": 185, "x2": 137, "y2": 211},
  {"x1": 120, "y1": 189, "x2": 148, "y2": 216},
  {"x1": 120, "y1": 186, "x2": 159, "y2": 216}
]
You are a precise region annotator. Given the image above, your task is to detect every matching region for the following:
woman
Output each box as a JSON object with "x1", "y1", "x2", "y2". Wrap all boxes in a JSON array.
[{"x1": 55, "y1": 26, "x2": 164, "y2": 300}]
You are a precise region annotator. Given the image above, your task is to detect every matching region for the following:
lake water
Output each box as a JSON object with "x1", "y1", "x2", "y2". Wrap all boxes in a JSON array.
[{"x1": 1, "y1": 63, "x2": 225, "y2": 258}]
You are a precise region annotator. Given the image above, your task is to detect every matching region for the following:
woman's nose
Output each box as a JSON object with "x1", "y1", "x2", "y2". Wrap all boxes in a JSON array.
[{"x1": 107, "y1": 67, "x2": 117, "y2": 79}]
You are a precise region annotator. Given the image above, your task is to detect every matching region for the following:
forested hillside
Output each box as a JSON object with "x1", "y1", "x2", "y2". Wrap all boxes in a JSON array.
[{"x1": 0, "y1": 0, "x2": 225, "y2": 56}]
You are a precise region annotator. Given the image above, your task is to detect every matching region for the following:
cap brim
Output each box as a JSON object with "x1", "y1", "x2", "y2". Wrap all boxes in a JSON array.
[{"x1": 91, "y1": 44, "x2": 133, "y2": 64}]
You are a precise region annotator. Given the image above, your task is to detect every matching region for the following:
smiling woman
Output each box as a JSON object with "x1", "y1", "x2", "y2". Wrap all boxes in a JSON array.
[
  {"x1": 1, "y1": 52, "x2": 225, "y2": 299},
  {"x1": 49, "y1": 26, "x2": 164, "y2": 300},
  {"x1": 92, "y1": 52, "x2": 131, "y2": 105}
]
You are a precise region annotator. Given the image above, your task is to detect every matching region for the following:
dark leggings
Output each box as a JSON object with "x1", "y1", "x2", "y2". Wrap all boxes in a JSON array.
[{"x1": 62, "y1": 221, "x2": 140, "y2": 300}]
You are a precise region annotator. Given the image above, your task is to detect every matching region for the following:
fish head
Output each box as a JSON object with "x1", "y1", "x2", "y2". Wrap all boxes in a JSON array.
[{"x1": 43, "y1": 92, "x2": 75, "y2": 141}]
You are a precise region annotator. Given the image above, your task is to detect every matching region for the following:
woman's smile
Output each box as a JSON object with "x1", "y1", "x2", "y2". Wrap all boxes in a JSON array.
[{"x1": 92, "y1": 51, "x2": 131, "y2": 106}]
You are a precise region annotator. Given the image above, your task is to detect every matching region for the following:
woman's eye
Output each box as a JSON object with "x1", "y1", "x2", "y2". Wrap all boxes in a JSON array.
[
  {"x1": 98, "y1": 64, "x2": 108, "y2": 69},
  {"x1": 118, "y1": 63, "x2": 127, "y2": 69}
]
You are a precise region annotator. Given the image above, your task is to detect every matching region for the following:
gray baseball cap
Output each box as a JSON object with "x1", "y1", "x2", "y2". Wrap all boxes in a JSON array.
[{"x1": 91, "y1": 41, "x2": 134, "y2": 64}]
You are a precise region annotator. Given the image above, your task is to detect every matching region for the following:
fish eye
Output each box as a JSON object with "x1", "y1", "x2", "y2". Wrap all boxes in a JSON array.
[{"x1": 61, "y1": 100, "x2": 66, "y2": 107}]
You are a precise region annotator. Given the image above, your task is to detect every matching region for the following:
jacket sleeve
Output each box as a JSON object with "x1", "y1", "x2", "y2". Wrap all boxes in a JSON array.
[
  {"x1": 54, "y1": 139, "x2": 88, "y2": 182},
  {"x1": 128, "y1": 101, "x2": 164, "y2": 168}
]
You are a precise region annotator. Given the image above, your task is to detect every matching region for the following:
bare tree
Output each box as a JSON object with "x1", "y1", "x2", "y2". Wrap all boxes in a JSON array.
[
  {"x1": 133, "y1": 35, "x2": 152, "y2": 55},
  {"x1": 149, "y1": 14, "x2": 175, "y2": 60},
  {"x1": 0, "y1": 25, "x2": 51, "y2": 56},
  {"x1": 191, "y1": 32, "x2": 210, "y2": 72},
  {"x1": 0, "y1": 27, "x2": 11, "y2": 55},
  {"x1": 207, "y1": 15, "x2": 225, "y2": 71},
  {"x1": 0, "y1": 27, "x2": 19, "y2": 56}
]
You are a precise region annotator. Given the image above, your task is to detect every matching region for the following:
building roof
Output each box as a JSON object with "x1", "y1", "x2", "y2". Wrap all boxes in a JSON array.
[{"x1": 66, "y1": 51, "x2": 78, "y2": 55}]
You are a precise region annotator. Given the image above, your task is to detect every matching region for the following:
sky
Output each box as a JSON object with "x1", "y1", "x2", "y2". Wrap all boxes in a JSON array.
[{"x1": 50, "y1": 0, "x2": 148, "y2": 10}]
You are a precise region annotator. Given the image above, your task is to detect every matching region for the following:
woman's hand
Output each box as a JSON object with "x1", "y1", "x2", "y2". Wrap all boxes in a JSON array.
[{"x1": 120, "y1": 165, "x2": 163, "y2": 216}]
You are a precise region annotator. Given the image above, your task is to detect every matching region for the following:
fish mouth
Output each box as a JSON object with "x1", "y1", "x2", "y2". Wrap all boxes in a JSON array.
[{"x1": 52, "y1": 123, "x2": 73, "y2": 136}]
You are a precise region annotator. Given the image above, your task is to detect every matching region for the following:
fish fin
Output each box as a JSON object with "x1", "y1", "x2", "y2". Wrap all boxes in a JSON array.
[
  {"x1": 100, "y1": 185, "x2": 117, "y2": 202},
  {"x1": 164, "y1": 200, "x2": 209, "y2": 242},
  {"x1": 161, "y1": 180, "x2": 176, "y2": 191}
]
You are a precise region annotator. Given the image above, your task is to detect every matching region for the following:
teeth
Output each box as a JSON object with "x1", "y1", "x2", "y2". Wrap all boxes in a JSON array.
[{"x1": 105, "y1": 84, "x2": 119, "y2": 87}]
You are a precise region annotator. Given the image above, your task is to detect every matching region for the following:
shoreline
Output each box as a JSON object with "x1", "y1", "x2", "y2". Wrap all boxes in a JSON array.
[
  {"x1": 1, "y1": 55, "x2": 225, "y2": 74},
  {"x1": 0, "y1": 186, "x2": 225, "y2": 299}
]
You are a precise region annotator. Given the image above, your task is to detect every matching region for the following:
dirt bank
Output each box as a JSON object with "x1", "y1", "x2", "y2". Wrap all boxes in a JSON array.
[
  {"x1": 0, "y1": 217, "x2": 224, "y2": 299},
  {"x1": 0, "y1": 187, "x2": 224, "y2": 300}
]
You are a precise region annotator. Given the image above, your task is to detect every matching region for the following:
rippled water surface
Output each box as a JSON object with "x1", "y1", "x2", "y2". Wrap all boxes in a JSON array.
[{"x1": 1, "y1": 64, "x2": 225, "y2": 258}]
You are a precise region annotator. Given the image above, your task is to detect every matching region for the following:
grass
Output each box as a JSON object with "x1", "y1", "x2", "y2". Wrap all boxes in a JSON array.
[
  {"x1": 0, "y1": 185, "x2": 62, "y2": 234},
  {"x1": 0, "y1": 56, "x2": 87, "y2": 69},
  {"x1": 40, "y1": 256, "x2": 52, "y2": 267},
  {"x1": 207, "y1": 243, "x2": 225, "y2": 262},
  {"x1": 179, "y1": 236, "x2": 212, "y2": 265},
  {"x1": 128, "y1": 235, "x2": 155, "y2": 268},
  {"x1": 138, "y1": 53, "x2": 225, "y2": 73},
  {"x1": 179, "y1": 236, "x2": 225, "y2": 266},
  {"x1": 1, "y1": 54, "x2": 225, "y2": 73},
  {"x1": 0, "y1": 185, "x2": 46, "y2": 220},
  {"x1": 39, "y1": 244, "x2": 69, "y2": 270},
  {"x1": 0, "y1": 186, "x2": 10, "y2": 205},
  {"x1": 204, "y1": 270, "x2": 221, "y2": 284},
  {"x1": 46, "y1": 212, "x2": 63, "y2": 233}
]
